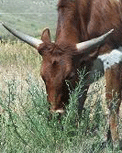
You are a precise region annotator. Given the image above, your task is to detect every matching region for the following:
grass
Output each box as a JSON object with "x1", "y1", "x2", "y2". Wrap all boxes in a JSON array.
[
  {"x1": 0, "y1": 42, "x2": 122, "y2": 152},
  {"x1": 0, "y1": 69, "x2": 121, "y2": 153},
  {"x1": 0, "y1": 0, "x2": 57, "y2": 39},
  {"x1": 0, "y1": 1, "x2": 122, "y2": 152},
  {"x1": 0, "y1": 41, "x2": 42, "y2": 76}
]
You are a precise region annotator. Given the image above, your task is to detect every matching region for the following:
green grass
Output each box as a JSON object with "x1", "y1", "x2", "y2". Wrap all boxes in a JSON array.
[
  {"x1": 0, "y1": 1, "x2": 122, "y2": 152},
  {"x1": 0, "y1": 72, "x2": 121, "y2": 153},
  {"x1": 0, "y1": 42, "x2": 122, "y2": 152},
  {"x1": 0, "y1": 0, "x2": 57, "y2": 39},
  {"x1": 0, "y1": 55, "x2": 121, "y2": 152}
]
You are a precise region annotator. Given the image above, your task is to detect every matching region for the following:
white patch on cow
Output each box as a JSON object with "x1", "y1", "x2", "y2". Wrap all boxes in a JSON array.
[
  {"x1": 90, "y1": 47, "x2": 122, "y2": 83},
  {"x1": 98, "y1": 47, "x2": 122, "y2": 70}
]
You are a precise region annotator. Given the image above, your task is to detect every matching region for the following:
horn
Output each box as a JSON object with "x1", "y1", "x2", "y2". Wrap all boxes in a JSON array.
[
  {"x1": 2, "y1": 22, "x2": 43, "y2": 49},
  {"x1": 76, "y1": 29, "x2": 114, "y2": 54}
]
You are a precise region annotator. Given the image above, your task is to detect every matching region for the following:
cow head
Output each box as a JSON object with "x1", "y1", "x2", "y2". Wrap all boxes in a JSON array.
[
  {"x1": 2, "y1": 23, "x2": 113, "y2": 113},
  {"x1": 38, "y1": 29, "x2": 77, "y2": 113}
]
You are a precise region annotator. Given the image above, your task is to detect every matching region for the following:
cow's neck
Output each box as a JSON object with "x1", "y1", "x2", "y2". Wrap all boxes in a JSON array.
[
  {"x1": 56, "y1": 26, "x2": 79, "y2": 45},
  {"x1": 55, "y1": 0, "x2": 91, "y2": 46},
  {"x1": 55, "y1": 0, "x2": 80, "y2": 46}
]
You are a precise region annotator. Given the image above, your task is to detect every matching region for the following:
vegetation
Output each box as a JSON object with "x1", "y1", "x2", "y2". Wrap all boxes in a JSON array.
[
  {"x1": 0, "y1": 42, "x2": 122, "y2": 152},
  {"x1": 0, "y1": 1, "x2": 122, "y2": 152},
  {"x1": 0, "y1": 0, "x2": 57, "y2": 39}
]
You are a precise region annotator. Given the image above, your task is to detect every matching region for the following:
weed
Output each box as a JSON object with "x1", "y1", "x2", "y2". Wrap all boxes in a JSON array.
[{"x1": 0, "y1": 70, "x2": 121, "y2": 153}]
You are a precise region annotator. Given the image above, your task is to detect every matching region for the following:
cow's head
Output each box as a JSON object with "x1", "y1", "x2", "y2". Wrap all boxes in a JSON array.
[{"x1": 2, "y1": 23, "x2": 113, "y2": 113}]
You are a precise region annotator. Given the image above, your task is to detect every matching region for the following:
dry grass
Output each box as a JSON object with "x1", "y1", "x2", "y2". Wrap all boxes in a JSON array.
[
  {"x1": 0, "y1": 41, "x2": 44, "y2": 86},
  {"x1": 0, "y1": 40, "x2": 122, "y2": 118},
  {"x1": 0, "y1": 41, "x2": 45, "y2": 115}
]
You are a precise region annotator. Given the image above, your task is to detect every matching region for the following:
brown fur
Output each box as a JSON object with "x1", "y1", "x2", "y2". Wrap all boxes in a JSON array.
[{"x1": 38, "y1": 0, "x2": 122, "y2": 144}]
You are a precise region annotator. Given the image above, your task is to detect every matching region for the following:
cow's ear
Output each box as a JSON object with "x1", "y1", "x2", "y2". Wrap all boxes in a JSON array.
[{"x1": 41, "y1": 28, "x2": 51, "y2": 43}]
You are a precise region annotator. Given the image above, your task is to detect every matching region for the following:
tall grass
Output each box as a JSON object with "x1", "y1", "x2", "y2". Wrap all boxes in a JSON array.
[
  {"x1": 0, "y1": 71, "x2": 121, "y2": 152},
  {"x1": 0, "y1": 42, "x2": 121, "y2": 152}
]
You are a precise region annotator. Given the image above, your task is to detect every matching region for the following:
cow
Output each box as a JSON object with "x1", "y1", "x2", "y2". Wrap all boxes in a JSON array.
[{"x1": 1, "y1": 0, "x2": 122, "y2": 147}]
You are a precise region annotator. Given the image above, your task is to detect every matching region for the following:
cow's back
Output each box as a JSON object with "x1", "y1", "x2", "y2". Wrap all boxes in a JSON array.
[{"x1": 77, "y1": 0, "x2": 122, "y2": 54}]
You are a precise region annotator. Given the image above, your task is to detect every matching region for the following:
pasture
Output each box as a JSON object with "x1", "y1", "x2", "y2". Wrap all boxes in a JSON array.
[
  {"x1": 0, "y1": 0, "x2": 57, "y2": 39},
  {"x1": 0, "y1": 0, "x2": 122, "y2": 152},
  {"x1": 0, "y1": 41, "x2": 122, "y2": 152}
]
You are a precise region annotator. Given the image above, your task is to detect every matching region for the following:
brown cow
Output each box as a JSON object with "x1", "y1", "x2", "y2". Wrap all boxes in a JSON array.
[{"x1": 2, "y1": 0, "x2": 122, "y2": 147}]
